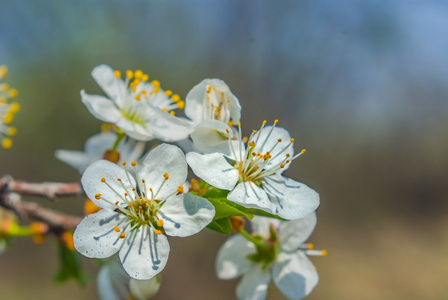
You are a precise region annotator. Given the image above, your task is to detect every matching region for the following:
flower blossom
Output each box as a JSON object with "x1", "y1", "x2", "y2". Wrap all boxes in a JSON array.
[
  {"x1": 0, "y1": 65, "x2": 20, "y2": 149},
  {"x1": 187, "y1": 121, "x2": 319, "y2": 220},
  {"x1": 73, "y1": 144, "x2": 215, "y2": 279},
  {"x1": 184, "y1": 79, "x2": 242, "y2": 154},
  {"x1": 98, "y1": 255, "x2": 161, "y2": 300},
  {"x1": 81, "y1": 65, "x2": 193, "y2": 142},
  {"x1": 55, "y1": 132, "x2": 145, "y2": 173},
  {"x1": 216, "y1": 214, "x2": 325, "y2": 300}
]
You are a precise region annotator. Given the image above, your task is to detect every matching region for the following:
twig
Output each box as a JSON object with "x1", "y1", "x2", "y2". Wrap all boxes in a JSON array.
[{"x1": 0, "y1": 176, "x2": 83, "y2": 200}]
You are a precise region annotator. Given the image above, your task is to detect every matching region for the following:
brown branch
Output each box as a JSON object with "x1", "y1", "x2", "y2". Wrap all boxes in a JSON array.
[{"x1": 1, "y1": 176, "x2": 83, "y2": 200}]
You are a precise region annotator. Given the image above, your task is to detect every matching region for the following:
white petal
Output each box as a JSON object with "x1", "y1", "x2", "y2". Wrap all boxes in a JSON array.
[
  {"x1": 159, "y1": 193, "x2": 215, "y2": 237},
  {"x1": 227, "y1": 181, "x2": 276, "y2": 214},
  {"x1": 116, "y1": 118, "x2": 154, "y2": 142},
  {"x1": 272, "y1": 252, "x2": 319, "y2": 299},
  {"x1": 81, "y1": 90, "x2": 121, "y2": 123},
  {"x1": 185, "y1": 78, "x2": 241, "y2": 123},
  {"x1": 262, "y1": 175, "x2": 319, "y2": 220},
  {"x1": 74, "y1": 209, "x2": 127, "y2": 259},
  {"x1": 186, "y1": 152, "x2": 239, "y2": 190},
  {"x1": 251, "y1": 126, "x2": 294, "y2": 169},
  {"x1": 97, "y1": 255, "x2": 130, "y2": 300},
  {"x1": 85, "y1": 132, "x2": 117, "y2": 156},
  {"x1": 279, "y1": 213, "x2": 317, "y2": 252},
  {"x1": 129, "y1": 276, "x2": 161, "y2": 300},
  {"x1": 216, "y1": 234, "x2": 255, "y2": 280},
  {"x1": 236, "y1": 264, "x2": 271, "y2": 300},
  {"x1": 190, "y1": 119, "x2": 233, "y2": 155},
  {"x1": 55, "y1": 150, "x2": 94, "y2": 174},
  {"x1": 81, "y1": 160, "x2": 136, "y2": 209},
  {"x1": 138, "y1": 144, "x2": 187, "y2": 200},
  {"x1": 118, "y1": 139, "x2": 146, "y2": 164},
  {"x1": 119, "y1": 226, "x2": 170, "y2": 280},
  {"x1": 92, "y1": 64, "x2": 127, "y2": 108},
  {"x1": 250, "y1": 216, "x2": 281, "y2": 240},
  {"x1": 146, "y1": 104, "x2": 195, "y2": 142}
]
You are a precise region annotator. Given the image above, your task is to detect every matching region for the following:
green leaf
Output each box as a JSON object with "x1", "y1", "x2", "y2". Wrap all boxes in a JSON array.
[
  {"x1": 206, "y1": 218, "x2": 232, "y2": 234},
  {"x1": 54, "y1": 242, "x2": 89, "y2": 286},
  {"x1": 247, "y1": 209, "x2": 287, "y2": 221},
  {"x1": 201, "y1": 188, "x2": 254, "y2": 220}
]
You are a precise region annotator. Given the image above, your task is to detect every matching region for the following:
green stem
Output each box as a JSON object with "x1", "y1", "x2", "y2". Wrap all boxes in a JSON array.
[
  {"x1": 240, "y1": 229, "x2": 264, "y2": 247},
  {"x1": 111, "y1": 131, "x2": 125, "y2": 152}
]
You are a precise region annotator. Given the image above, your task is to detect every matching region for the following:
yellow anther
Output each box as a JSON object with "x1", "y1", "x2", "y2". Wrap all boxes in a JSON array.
[
  {"x1": 149, "y1": 188, "x2": 153, "y2": 192},
  {"x1": 308, "y1": 243, "x2": 314, "y2": 250},
  {"x1": 115, "y1": 201, "x2": 119, "y2": 205},
  {"x1": 114, "y1": 226, "x2": 120, "y2": 232},
  {"x1": 178, "y1": 100, "x2": 185, "y2": 109},
  {"x1": 170, "y1": 111, "x2": 175, "y2": 115},
  {"x1": 122, "y1": 161, "x2": 127, "y2": 166},
  {"x1": 141, "y1": 90, "x2": 147, "y2": 95},
  {"x1": 142, "y1": 179, "x2": 145, "y2": 183},
  {"x1": 101, "y1": 178, "x2": 106, "y2": 182},
  {"x1": 228, "y1": 120, "x2": 234, "y2": 126},
  {"x1": 263, "y1": 120, "x2": 267, "y2": 125},
  {"x1": 280, "y1": 163, "x2": 285, "y2": 168},
  {"x1": 290, "y1": 138, "x2": 295, "y2": 143},
  {"x1": 30, "y1": 222, "x2": 48, "y2": 235},
  {"x1": 117, "y1": 178, "x2": 122, "y2": 182},
  {"x1": 157, "y1": 219, "x2": 164, "y2": 227},
  {"x1": 129, "y1": 203, "x2": 133, "y2": 207},
  {"x1": 9, "y1": 89, "x2": 17, "y2": 98},
  {"x1": 134, "y1": 70, "x2": 143, "y2": 78},
  {"x1": 274, "y1": 119, "x2": 278, "y2": 124},
  {"x1": 131, "y1": 161, "x2": 137, "y2": 167},
  {"x1": 132, "y1": 187, "x2": 136, "y2": 191},
  {"x1": 126, "y1": 70, "x2": 133, "y2": 79},
  {"x1": 225, "y1": 128, "x2": 229, "y2": 133},
  {"x1": 133, "y1": 79, "x2": 141, "y2": 85},
  {"x1": 278, "y1": 139, "x2": 282, "y2": 142},
  {"x1": 138, "y1": 206, "x2": 142, "y2": 210},
  {"x1": 163, "y1": 172, "x2": 169, "y2": 180},
  {"x1": 153, "y1": 86, "x2": 161, "y2": 94},
  {"x1": 2, "y1": 138, "x2": 12, "y2": 149},
  {"x1": 0, "y1": 83, "x2": 9, "y2": 91},
  {"x1": 9, "y1": 102, "x2": 20, "y2": 113},
  {"x1": 286, "y1": 160, "x2": 290, "y2": 163},
  {"x1": 253, "y1": 130, "x2": 257, "y2": 134},
  {"x1": 301, "y1": 149, "x2": 306, "y2": 154},
  {"x1": 95, "y1": 193, "x2": 102, "y2": 199},
  {"x1": 142, "y1": 74, "x2": 149, "y2": 82},
  {"x1": 321, "y1": 249, "x2": 328, "y2": 256},
  {"x1": 171, "y1": 94, "x2": 180, "y2": 102},
  {"x1": 114, "y1": 70, "x2": 121, "y2": 78},
  {"x1": 151, "y1": 80, "x2": 160, "y2": 87},
  {"x1": 227, "y1": 100, "x2": 231, "y2": 103},
  {"x1": 243, "y1": 136, "x2": 248, "y2": 143},
  {"x1": 154, "y1": 229, "x2": 162, "y2": 235},
  {"x1": 164, "y1": 90, "x2": 173, "y2": 96},
  {"x1": 286, "y1": 153, "x2": 290, "y2": 157},
  {"x1": 135, "y1": 95, "x2": 141, "y2": 101},
  {"x1": 0, "y1": 65, "x2": 7, "y2": 79},
  {"x1": 206, "y1": 86, "x2": 212, "y2": 93},
  {"x1": 3, "y1": 112, "x2": 13, "y2": 124},
  {"x1": 0, "y1": 97, "x2": 6, "y2": 104},
  {"x1": 7, "y1": 127, "x2": 17, "y2": 136},
  {"x1": 119, "y1": 232, "x2": 126, "y2": 239},
  {"x1": 162, "y1": 108, "x2": 168, "y2": 112},
  {"x1": 124, "y1": 193, "x2": 128, "y2": 197},
  {"x1": 238, "y1": 123, "x2": 241, "y2": 127},
  {"x1": 177, "y1": 185, "x2": 184, "y2": 194}
]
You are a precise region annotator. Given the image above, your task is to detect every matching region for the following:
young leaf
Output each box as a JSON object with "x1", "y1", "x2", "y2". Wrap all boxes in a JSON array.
[
  {"x1": 206, "y1": 218, "x2": 232, "y2": 234},
  {"x1": 54, "y1": 242, "x2": 89, "y2": 286}
]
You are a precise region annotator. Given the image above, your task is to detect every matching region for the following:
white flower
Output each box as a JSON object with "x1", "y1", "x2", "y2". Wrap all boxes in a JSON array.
[
  {"x1": 185, "y1": 79, "x2": 242, "y2": 154},
  {"x1": 55, "y1": 132, "x2": 145, "y2": 173},
  {"x1": 0, "y1": 65, "x2": 20, "y2": 149},
  {"x1": 81, "y1": 65, "x2": 193, "y2": 142},
  {"x1": 216, "y1": 214, "x2": 324, "y2": 300},
  {"x1": 186, "y1": 121, "x2": 319, "y2": 220},
  {"x1": 73, "y1": 144, "x2": 215, "y2": 280},
  {"x1": 185, "y1": 78, "x2": 241, "y2": 125},
  {"x1": 98, "y1": 255, "x2": 161, "y2": 300}
]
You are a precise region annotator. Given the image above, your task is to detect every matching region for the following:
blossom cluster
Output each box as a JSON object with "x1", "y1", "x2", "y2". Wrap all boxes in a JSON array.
[
  {"x1": 0, "y1": 65, "x2": 20, "y2": 149},
  {"x1": 54, "y1": 64, "x2": 324, "y2": 300}
]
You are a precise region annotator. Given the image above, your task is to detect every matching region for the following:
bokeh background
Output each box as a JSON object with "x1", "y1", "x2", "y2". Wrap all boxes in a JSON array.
[{"x1": 1, "y1": 1, "x2": 448, "y2": 299}]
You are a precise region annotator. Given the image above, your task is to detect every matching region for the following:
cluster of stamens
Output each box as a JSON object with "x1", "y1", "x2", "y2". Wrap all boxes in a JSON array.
[
  {"x1": 0, "y1": 65, "x2": 19, "y2": 149},
  {"x1": 95, "y1": 160, "x2": 183, "y2": 239},
  {"x1": 225, "y1": 120, "x2": 306, "y2": 184},
  {"x1": 113, "y1": 69, "x2": 185, "y2": 123},
  {"x1": 203, "y1": 84, "x2": 235, "y2": 125}
]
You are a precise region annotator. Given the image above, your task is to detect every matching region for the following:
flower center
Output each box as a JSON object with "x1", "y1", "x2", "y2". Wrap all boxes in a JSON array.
[{"x1": 203, "y1": 84, "x2": 233, "y2": 123}]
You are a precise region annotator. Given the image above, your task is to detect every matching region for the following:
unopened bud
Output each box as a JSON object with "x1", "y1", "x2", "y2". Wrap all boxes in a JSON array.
[
  {"x1": 230, "y1": 216, "x2": 245, "y2": 233},
  {"x1": 103, "y1": 149, "x2": 120, "y2": 163}
]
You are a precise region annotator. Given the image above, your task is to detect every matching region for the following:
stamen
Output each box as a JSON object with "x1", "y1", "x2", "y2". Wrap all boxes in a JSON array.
[
  {"x1": 119, "y1": 232, "x2": 126, "y2": 239},
  {"x1": 114, "y1": 226, "x2": 120, "y2": 232},
  {"x1": 157, "y1": 219, "x2": 164, "y2": 227},
  {"x1": 154, "y1": 229, "x2": 162, "y2": 235}
]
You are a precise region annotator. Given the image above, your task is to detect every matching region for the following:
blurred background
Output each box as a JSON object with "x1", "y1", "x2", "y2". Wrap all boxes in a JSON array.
[{"x1": 1, "y1": 1, "x2": 448, "y2": 299}]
